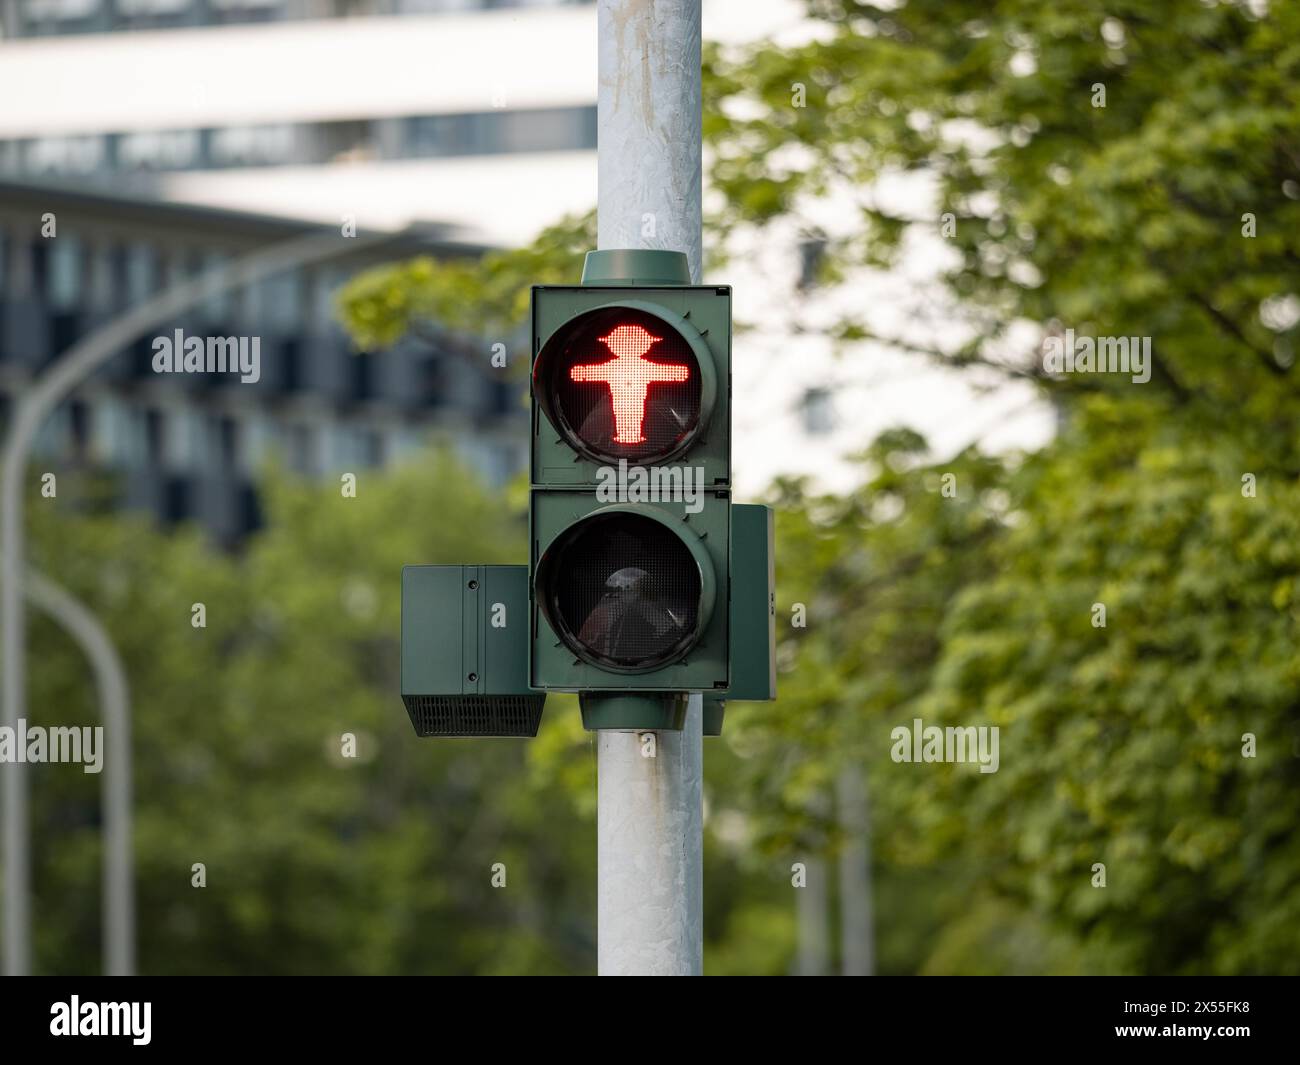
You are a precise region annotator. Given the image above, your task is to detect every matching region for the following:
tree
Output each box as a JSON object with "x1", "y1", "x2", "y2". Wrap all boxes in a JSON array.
[
  {"x1": 26, "y1": 453, "x2": 594, "y2": 974},
  {"x1": 704, "y1": 0, "x2": 1299, "y2": 422},
  {"x1": 327, "y1": 0, "x2": 1300, "y2": 973},
  {"x1": 700, "y1": 0, "x2": 1300, "y2": 974},
  {"x1": 24, "y1": 449, "x2": 794, "y2": 974}
]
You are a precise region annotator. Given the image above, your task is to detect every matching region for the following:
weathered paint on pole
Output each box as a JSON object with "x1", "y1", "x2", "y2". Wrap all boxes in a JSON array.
[
  {"x1": 596, "y1": 0, "x2": 703, "y2": 285},
  {"x1": 597, "y1": 694, "x2": 703, "y2": 975},
  {"x1": 594, "y1": 0, "x2": 704, "y2": 977}
]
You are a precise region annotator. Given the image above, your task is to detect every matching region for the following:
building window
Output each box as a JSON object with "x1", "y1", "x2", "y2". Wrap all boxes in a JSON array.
[
  {"x1": 799, "y1": 387, "x2": 836, "y2": 436},
  {"x1": 109, "y1": 405, "x2": 150, "y2": 468},
  {"x1": 199, "y1": 253, "x2": 233, "y2": 324},
  {"x1": 24, "y1": 135, "x2": 104, "y2": 176},
  {"x1": 210, "y1": 124, "x2": 296, "y2": 168},
  {"x1": 261, "y1": 271, "x2": 302, "y2": 334},
  {"x1": 30, "y1": 239, "x2": 48, "y2": 299},
  {"x1": 115, "y1": 0, "x2": 194, "y2": 17},
  {"x1": 22, "y1": 0, "x2": 101, "y2": 21},
  {"x1": 48, "y1": 236, "x2": 82, "y2": 311},
  {"x1": 125, "y1": 244, "x2": 157, "y2": 306},
  {"x1": 144, "y1": 408, "x2": 167, "y2": 468},
  {"x1": 88, "y1": 243, "x2": 117, "y2": 312},
  {"x1": 403, "y1": 105, "x2": 597, "y2": 159},
  {"x1": 309, "y1": 268, "x2": 345, "y2": 330},
  {"x1": 160, "y1": 251, "x2": 187, "y2": 293},
  {"x1": 213, "y1": 414, "x2": 242, "y2": 471},
  {"x1": 797, "y1": 232, "x2": 828, "y2": 291},
  {"x1": 68, "y1": 400, "x2": 92, "y2": 461},
  {"x1": 117, "y1": 129, "x2": 201, "y2": 171},
  {"x1": 499, "y1": 106, "x2": 597, "y2": 153},
  {"x1": 405, "y1": 114, "x2": 480, "y2": 157},
  {"x1": 208, "y1": 0, "x2": 283, "y2": 12},
  {"x1": 288, "y1": 423, "x2": 316, "y2": 477},
  {"x1": 392, "y1": 426, "x2": 425, "y2": 460},
  {"x1": 242, "y1": 413, "x2": 276, "y2": 471}
]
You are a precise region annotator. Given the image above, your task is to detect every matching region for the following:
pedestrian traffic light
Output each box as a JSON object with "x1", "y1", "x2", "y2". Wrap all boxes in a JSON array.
[
  {"x1": 529, "y1": 250, "x2": 731, "y2": 724},
  {"x1": 399, "y1": 248, "x2": 773, "y2": 738}
]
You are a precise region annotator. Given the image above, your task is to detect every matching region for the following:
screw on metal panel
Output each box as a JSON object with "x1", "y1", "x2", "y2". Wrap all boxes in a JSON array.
[
  {"x1": 468, "y1": 673, "x2": 478, "y2": 682},
  {"x1": 467, "y1": 579, "x2": 478, "y2": 589}
]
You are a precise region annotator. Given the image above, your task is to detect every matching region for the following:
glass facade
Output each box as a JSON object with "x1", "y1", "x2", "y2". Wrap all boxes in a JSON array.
[
  {"x1": 0, "y1": 107, "x2": 597, "y2": 183},
  {"x1": 9, "y1": 0, "x2": 590, "y2": 40},
  {"x1": 0, "y1": 200, "x2": 526, "y2": 544}
]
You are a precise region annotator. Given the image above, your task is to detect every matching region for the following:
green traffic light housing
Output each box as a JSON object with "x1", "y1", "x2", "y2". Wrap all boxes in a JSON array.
[
  {"x1": 399, "y1": 248, "x2": 773, "y2": 739},
  {"x1": 529, "y1": 251, "x2": 733, "y2": 704},
  {"x1": 530, "y1": 272, "x2": 731, "y2": 491}
]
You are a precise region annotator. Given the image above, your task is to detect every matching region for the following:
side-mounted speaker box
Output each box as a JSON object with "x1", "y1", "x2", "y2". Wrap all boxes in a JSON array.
[{"x1": 401, "y1": 565, "x2": 544, "y2": 737}]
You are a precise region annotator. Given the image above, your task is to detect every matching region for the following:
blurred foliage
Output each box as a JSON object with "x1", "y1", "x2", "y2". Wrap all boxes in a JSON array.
[
  {"x1": 757, "y1": 404, "x2": 1299, "y2": 975},
  {"x1": 704, "y1": 0, "x2": 1300, "y2": 417},
  {"x1": 21, "y1": 453, "x2": 793, "y2": 975},
  {"x1": 700, "y1": 0, "x2": 1300, "y2": 974},
  {"x1": 12, "y1": 0, "x2": 1300, "y2": 975},
  {"x1": 338, "y1": 212, "x2": 595, "y2": 355},
  {"x1": 335, "y1": 0, "x2": 1299, "y2": 971}
]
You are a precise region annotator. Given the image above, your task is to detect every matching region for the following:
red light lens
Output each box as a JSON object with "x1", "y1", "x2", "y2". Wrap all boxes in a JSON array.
[
  {"x1": 545, "y1": 309, "x2": 701, "y2": 463},
  {"x1": 570, "y1": 323, "x2": 690, "y2": 445}
]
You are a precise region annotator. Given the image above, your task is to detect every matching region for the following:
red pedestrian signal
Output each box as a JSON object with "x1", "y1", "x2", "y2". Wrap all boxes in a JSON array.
[
  {"x1": 535, "y1": 306, "x2": 704, "y2": 465},
  {"x1": 569, "y1": 323, "x2": 691, "y2": 445},
  {"x1": 529, "y1": 254, "x2": 741, "y2": 708}
]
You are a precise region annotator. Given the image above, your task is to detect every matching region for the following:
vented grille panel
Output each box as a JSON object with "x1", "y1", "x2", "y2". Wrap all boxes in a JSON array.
[{"x1": 404, "y1": 695, "x2": 544, "y2": 738}]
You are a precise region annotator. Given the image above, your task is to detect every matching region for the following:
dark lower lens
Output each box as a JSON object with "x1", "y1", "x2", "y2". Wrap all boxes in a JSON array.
[{"x1": 545, "y1": 512, "x2": 701, "y2": 670}]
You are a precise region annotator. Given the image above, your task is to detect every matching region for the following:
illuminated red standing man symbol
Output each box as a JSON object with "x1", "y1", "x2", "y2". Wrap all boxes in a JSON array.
[{"x1": 569, "y1": 324, "x2": 690, "y2": 444}]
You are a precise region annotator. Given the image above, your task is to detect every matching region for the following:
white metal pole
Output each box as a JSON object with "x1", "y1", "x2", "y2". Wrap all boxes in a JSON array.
[
  {"x1": 597, "y1": 694, "x2": 703, "y2": 975},
  {"x1": 795, "y1": 856, "x2": 829, "y2": 976},
  {"x1": 594, "y1": 0, "x2": 704, "y2": 978},
  {"x1": 837, "y1": 764, "x2": 874, "y2": 976},
  {"x1": 25, "y1": 570, "x2": 133, "y2": 975},
  {"x1": 596, "y1": 0, "x2": 703, "y2": 285}
]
